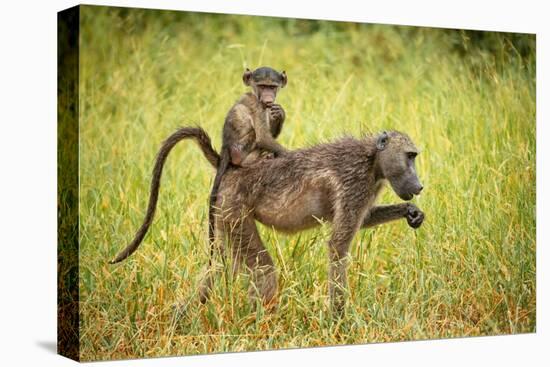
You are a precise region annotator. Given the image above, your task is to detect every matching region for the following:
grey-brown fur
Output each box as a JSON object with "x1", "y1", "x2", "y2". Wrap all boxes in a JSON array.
[{"x1": 200, "y1": 130, "x2": 425, "y2": 314}]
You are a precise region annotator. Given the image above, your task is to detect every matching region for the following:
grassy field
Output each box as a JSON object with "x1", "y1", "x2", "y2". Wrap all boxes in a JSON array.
[{"x1": 77, "y1": 6, "x2": 536, "y2": 361}]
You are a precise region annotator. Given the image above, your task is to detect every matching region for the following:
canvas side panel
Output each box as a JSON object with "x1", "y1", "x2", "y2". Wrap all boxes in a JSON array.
[{"x1": 57, "y1": 5, "x2": 80, "y2": 362}]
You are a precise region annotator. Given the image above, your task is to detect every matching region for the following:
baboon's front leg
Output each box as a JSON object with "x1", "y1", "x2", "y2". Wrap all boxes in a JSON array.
[
  {"x1": 327, "y1": 215, "x2": 361, "y2": 315},
  {"x1": 362, "y1": 203, "x2": 425, "y2": 229}
]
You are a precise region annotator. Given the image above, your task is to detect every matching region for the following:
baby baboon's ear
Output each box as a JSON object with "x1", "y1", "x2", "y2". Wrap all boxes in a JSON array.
[
  {"x1": 242, "y1": 68, "x2": 252, "y2": 86},
  {"x1": 280, "y1": 71, "x2": 287, "y2": 88},
  {"x1": 376, "y1": 131, "x2": 389, "y2": 151}
]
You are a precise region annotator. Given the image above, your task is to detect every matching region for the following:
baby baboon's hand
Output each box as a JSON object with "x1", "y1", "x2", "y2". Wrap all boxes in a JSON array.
[
  {"x1": 269, "y1": 104, "x2": 284, "y2": 121},
  {"x1": 405, "y1": 203, "x2": 424, "y2": 229}
]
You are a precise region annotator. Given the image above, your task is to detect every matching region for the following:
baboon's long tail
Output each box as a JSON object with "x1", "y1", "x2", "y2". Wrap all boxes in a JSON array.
[{"x1": 109, "y1": 126, "x2": 220, "y2": 264}]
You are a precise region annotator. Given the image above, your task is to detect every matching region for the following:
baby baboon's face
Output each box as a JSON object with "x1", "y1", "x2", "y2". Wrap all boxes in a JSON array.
[
  {"x1": 376, "y1": 132, "x2": 423, "y2": 201},
  {"x1": 242, "y1": 67, "x2": 287, "y2": 108}
]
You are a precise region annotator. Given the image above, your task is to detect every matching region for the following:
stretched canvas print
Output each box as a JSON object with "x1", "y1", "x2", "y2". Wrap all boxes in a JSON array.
[{"x1": 58, "y1": 4, "x2": 536, "y2": 362}]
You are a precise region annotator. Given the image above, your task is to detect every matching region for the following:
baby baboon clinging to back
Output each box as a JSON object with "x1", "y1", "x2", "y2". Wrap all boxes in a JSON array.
[
  {"x1": 208, "y1": 67, "x2": 288, "y2": 265},
  {"x1": 200, "y1": 130, "x2": 425, "y2": 313}
]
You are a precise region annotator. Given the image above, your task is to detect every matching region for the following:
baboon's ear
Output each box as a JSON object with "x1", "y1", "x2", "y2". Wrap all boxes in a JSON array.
[
  {"x1": 243, "y1": 68, "x2": 252, "y2": 86},
  {"x1": 376, "y1": 131, "x2": 389, "y2": 151},
  {"x1": 280, "y1": 71, "x2": 287, "y2": 88}
]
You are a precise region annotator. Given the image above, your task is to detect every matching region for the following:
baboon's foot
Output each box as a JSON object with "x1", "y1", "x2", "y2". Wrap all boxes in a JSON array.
[
  {"x1": 330, "y1": 301, "x2": 346, "y2": 319},
  {"x1": 262, "y1": 294, "x2": 279, "y2": 313},
  {"x1": 198, "y1": 266, "x2": 221, "y2": 304},
  {"x1": 198, "y1": 278, "x2": 213, "y2": 304},
  {"x1": 328, "y1": 286, "x2": 348, "y2": 319},
  {"x1": 249, "y1": 293, "x2": 279, "y2": 314},
  {"x1": 248, "y1": 268, "x2": 278, "y2": 312}
]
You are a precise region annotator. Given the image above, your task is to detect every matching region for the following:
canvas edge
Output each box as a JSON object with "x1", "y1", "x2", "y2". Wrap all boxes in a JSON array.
[{"x1": 57, "y1": 4, "x2": 81, "y2": 362}]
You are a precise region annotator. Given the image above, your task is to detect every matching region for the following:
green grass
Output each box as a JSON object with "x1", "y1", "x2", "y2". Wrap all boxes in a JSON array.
[{"x1": 76, "y1": 6, "x2": 536, "y2": 361}]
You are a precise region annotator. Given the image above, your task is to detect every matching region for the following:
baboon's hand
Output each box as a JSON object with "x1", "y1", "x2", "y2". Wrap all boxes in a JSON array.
[
  {"x1": 269, "y1": 104, "x2": 284, "y2": 121},
  {"x1": 405, "y1": 203, "x2": 424, "y2": 229}
]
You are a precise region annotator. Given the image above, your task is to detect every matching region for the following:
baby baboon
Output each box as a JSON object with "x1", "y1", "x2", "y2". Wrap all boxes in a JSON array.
[
  {"x1": 201, "y1": 130, "x2": 425, "y2": 313},
  {"x1": 208, "y1": 66, "x2": 288, "y2": 265},
  {"x1": 109, "y1": 67, "x2": 287, "y2": 265}
]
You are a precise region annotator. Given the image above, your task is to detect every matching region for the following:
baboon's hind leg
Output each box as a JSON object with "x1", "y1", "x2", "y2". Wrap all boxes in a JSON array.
[
  {"x1": 198, "y1": 248, "x2": 244, "y2": 304},
  {"x1": 231, "y1": 216, "x2": 278, "y2": 308},
  {"x1": 198, "y1": 214, "x2": 233, "y2": 304}
]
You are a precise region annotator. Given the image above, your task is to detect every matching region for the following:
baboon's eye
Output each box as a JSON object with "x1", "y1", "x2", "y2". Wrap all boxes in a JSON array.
[{"x1": 407, "y1": 152, "x2": 417, "y2": 159}]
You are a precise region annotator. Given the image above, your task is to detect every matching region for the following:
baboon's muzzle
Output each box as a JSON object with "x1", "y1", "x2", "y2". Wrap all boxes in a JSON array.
[{"x1": 394, "y1": 176, "x2": 423, "y2": 201}]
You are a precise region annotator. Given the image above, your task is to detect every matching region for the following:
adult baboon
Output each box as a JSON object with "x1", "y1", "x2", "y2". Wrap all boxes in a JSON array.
[
  {"x1": 201, "y1": 130, "x2": 425, "y2": 313},
  {"x1": 110, "y1": 127, "x2": 425, "y2": 314}
]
